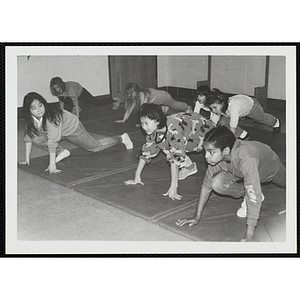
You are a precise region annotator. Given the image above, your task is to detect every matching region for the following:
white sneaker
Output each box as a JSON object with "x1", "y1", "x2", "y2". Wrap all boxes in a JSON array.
[
  {"x1": 236, "y1": 194, "x2": 265, "y2": 218},
  {"x1": 112, "y1": 97, "x2": 121, "y2": 110},
  {"x1": 121, "y1": 133, "x2": 134, "y2": 149},
  {"x1": 55, "y1": 149, "x2": 70, "y2": 163},
  {"x1": 178, "y1": 163, "x2": 198, "y2": 180}
]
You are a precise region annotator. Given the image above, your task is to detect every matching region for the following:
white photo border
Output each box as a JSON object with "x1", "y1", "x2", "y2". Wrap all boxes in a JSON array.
[{"x1": 6, "y1": 44, "x2": 297, "y2": 255}]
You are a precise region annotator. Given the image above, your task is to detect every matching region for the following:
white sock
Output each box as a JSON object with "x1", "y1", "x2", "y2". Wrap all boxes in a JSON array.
[
  {"x1": 239, "y1": 130, "x2": 248, "y2": 139},
  {"x1": 273, "y1": 118, "x2": 280, "y2": 128},
  {"x1": 55, "y1": 149, "x2": 70, "y2": 163},
  {"x1": 121, "y1": 133, "x2": 133, "y2": 149}
]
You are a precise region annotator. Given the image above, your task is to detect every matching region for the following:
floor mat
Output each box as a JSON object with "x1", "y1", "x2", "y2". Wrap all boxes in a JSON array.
[
  {"x1": 18, "y1": 113, "x2": 286, "y2": 242},
  {"x1": 158, "y1": 184, "x2": 286, "y2": 242}
]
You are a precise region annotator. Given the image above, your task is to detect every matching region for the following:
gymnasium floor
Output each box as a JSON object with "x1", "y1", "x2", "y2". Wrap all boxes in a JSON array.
[{"x1": 16, "y1": 98, "x2": 287, "y2": 249}]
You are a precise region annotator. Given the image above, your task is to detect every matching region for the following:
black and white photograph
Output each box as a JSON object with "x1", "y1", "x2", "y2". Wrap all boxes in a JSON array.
[{"x1": 5, "y1": 45, "x2": 297, "y2": 254}]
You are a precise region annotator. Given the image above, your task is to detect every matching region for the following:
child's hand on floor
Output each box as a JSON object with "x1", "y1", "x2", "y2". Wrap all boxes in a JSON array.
[
  {"x1": 240, "y1": 235, "x2": 258, "y2": 242},
  {"x1": 124, "y1": 179, "x2": 144, "y2": 185},
  {"x1": 115, "y1": 119, "x2": 125, "y2": 123},
  {"x1": 45, "y1": 165, "x2": 62, "y2": 175},
  {"x1": 163, "y1": 187, "x2": 182, "y2": 201},
  {"x1": 176, "y1": 218, "x2": 199, "y2": 227}
]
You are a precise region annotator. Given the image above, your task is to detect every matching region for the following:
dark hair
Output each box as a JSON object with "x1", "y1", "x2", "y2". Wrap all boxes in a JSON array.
[
  {"x1": 204, "y1": 126, "x2": 236, "y2": 151},
  {"x1": 125, "y1": 82, "x2": 150, "y2": 111},
  {"x1": 23, "y1": 92, "x2": 63, "y2": 138},
  {"x1": 196, "y1": 85, "x2": 211, "y2": 97},
  {"x1": 205, "y1": 88, "x2": 229, "y2": 113},
  {"x1": 139, "y1": 103, "x2": 167, "y2": 129},
  {"x1": 50, "y1": 77, "x2": 66, "y2": 96}
]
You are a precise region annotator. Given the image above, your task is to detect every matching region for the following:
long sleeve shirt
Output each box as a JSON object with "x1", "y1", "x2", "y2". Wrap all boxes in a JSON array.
[
  {"x1": 46, "y1": 110, "x2": 79, "y2": 153},
  {"x1": 202, "y1": 139, "x2": 283, "y2": 226},
  {"x1": 24, "y1": 116, "x2": 45, "y2": 143},
  {"x1": 139, "y1": 112, "x2": 215, "y2": 168},
  {"x1": 140, "y1": 88, "x2": 189, "y2": 113},
  {"x1": 58, "y1": 81, "x2": 83, "y2": 106},
  {"x1": 225, "y1": 95, "x2": 254, "y2": 128},
  {"x1": 141, "y1": 88, "x2": 169, "y2": 104}
]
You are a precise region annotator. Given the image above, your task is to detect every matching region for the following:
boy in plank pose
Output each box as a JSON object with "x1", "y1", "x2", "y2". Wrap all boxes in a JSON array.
[{"x1": 176, "y1": 126, "x2": 285, "y2": 242}]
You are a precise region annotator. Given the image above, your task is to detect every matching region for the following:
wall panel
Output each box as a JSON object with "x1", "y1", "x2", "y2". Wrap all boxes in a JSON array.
[
  {"x1": 157, "y1": 56, "x2": 208, "y2": 89},
  {"x1": 211, "y1": 56, "x2": 266, "y2": 96},
  {"x1": 268, "y1": 56, "x2": 286, "y2": 100},
  {"x1": 17, "y1": 55, "x2": 109, "y2": 107}
]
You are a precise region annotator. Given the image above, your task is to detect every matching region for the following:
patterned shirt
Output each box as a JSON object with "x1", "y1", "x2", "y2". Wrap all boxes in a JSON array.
[{"x1": 139, "y1": 112, "x2": 215, "y2": 168}]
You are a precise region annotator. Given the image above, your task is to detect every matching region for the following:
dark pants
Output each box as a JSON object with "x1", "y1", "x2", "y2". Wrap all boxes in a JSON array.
[
  {"x1": 59, "y1": 88, "x2": 97, "y2": 110},
  {"x1": 78, "y1": 88, "x2": 97, "y2": 106}
]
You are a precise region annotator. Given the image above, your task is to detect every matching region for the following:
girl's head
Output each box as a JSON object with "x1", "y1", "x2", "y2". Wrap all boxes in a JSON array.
[
  {"x1": 139, "y1": 103, "x2": 167, "y2": 135},
  {"x1": 23, "y1": 92, "x2": 48, "y2": 138},
  {"x1": 50, "y1": 77, "x2": 66, "y2": 96},
  {"x1": 205, "y1": 88, "x2": 229, "y2": 116},
  {"x1": 23, "y1": 92, "x2": 48, "y2": 120},
  {"x1": 203, "y1": 126, "x2": 236, "y2": 165},
  {"x1": 23, "y1": 92, "x2": 63, "y2": 138},
  {"x1": 195, "y1": 85, "x2": 211, "y2": 103},
  {"x1": 124, "y1": 82, "x2": 141, "y2": 111},
  {"x1": 125, "y1": 82, "x2": 140, "y2": 99}
]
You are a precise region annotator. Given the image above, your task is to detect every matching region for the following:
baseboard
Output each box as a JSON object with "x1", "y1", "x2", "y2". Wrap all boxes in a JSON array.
[
  {"x1": 159, "y1": 86, "x2": 286, "y2": 112},
  {"x1": 18, "y1": 94, "x2": 114, "y2": 120},
  {"x1": 158, "y1": 86, "x2": 195, "y2": 99},
  {"x1": 266, "y1": 98, "x2": 286, "y2": 112}
]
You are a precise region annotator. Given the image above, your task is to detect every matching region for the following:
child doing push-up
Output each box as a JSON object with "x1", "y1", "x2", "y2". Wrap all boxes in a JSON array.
[
  {"x1": 176, "y1": 126, "x2": 286, "y2": 242},
  {"x1": 115, "y1": 82, "x2": 192, "y2": 125},
  {"x1": 124, "y1": 103, "x2": 215, "y2": 200},
  {"x1": 205, "y1": 88, "x2": 281, "y2": 139}
]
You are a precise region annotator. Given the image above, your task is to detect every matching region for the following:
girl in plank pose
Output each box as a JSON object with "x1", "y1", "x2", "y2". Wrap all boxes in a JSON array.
[
  {"x1": 115, "y1": 82, "x2": 192, "y2": 125},
  {"x1": 21, "y1": 92, "x2": 133, "y2": 175},
  {"x1": 50, "y1": 77, "x2": 98, "y2": 118},
  {"x1": 205, "y1": 88, "x2": 281, "y2": 139}
]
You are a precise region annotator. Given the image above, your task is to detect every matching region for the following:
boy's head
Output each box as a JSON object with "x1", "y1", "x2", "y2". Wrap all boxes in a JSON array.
[
  {"x1": 195, "y1": 85, "x2": 211, "y2": 103},
  {"x1": 205, "y1": 88, "x2": 229, "y2": 115},
  {"x1": 203, "y1": 126, "x2": 236, "y2": 165},
  {"x1": 139, "y1": 103, "x2": 167, "y2": 134}
]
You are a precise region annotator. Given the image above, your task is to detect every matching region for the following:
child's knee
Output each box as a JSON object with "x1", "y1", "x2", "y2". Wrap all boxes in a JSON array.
[{"x1": 211, "y1": 173, "x2": 225, "y2": 193}]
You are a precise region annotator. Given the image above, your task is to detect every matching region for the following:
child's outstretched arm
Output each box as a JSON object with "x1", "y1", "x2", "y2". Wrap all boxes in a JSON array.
[
  {"x1": 115, "y1": 104, "x2": 134, "y2": 123},
  {"x1": 73, "y1": 104, "x2": 80, "y2": 118},
  {"x1": 230, "y1": 127, "x2": 237, "y2": 135},
  {"x1": 241, "y1": 225, "x2": 256, "y2": 242},
  {"x1": 163, "y1": 162, "x2": 182, "y2": 201},
  {"x1": 240, "y1": 159, "x2": 264, "y2": 242},
  {"x1": 19, "y1": 142, "x2": 33, "y2": 166},
  {"x1": 124, "y1": 158, "x2": 146, "y2": 185},
  {"x1": 59, "y1": 100, "x2": 64, "y2": 110},
  {"x1": 176, "y1": 186, "x2": 211, "y2": 226}
]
